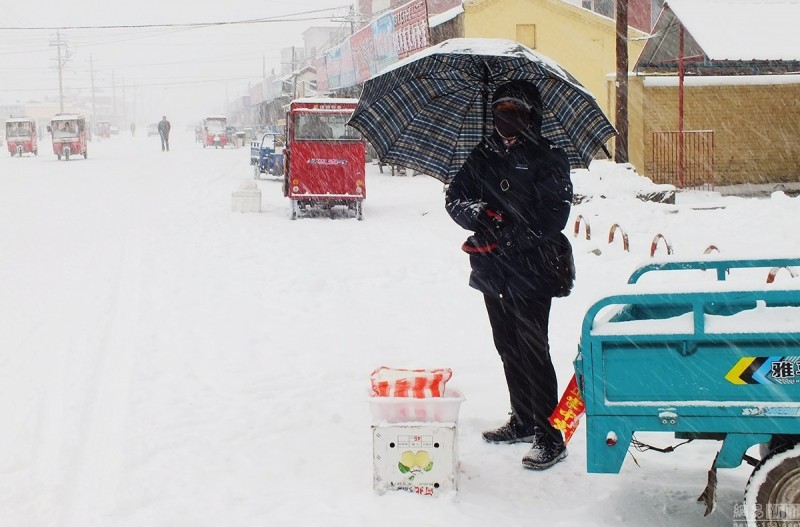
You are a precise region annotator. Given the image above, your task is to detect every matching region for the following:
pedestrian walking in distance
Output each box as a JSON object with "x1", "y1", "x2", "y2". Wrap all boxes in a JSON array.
[{"x1": 158, "y1": 115, "x2": 171, "y2": 152}]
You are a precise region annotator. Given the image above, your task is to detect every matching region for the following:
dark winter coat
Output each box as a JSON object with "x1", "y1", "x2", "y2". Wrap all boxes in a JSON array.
[
  {"x1": 445, "y1": 132, "x2": 575, "y2": 300},
  {"x1": 158, "y1": 119, "x2": 171, "y2": 138}
]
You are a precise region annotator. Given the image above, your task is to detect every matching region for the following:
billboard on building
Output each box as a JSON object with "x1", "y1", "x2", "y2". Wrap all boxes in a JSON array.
[
  {"x1": 326, "y1": 46, "x2": 343, "y2": 90},
  {"x1": 371, "y1": 12, "x2": 398, "y2": 72},
  {"x1": 314, "y1": 0, "x2": 446, "y2": 90},
  {"x1": 351, "y1": 25, "x2": 377, "y2": 84},
  {"x1": 340, "y1": 39, "x2": 356, "y2": 88},
  {"x1": 393, "y1": 0, "x2": 430, "y2": 59}
]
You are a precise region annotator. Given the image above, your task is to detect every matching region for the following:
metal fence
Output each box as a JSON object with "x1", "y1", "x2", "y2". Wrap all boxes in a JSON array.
[{"x1": 652, "y1": 130, "x2": 715, "y2": 190}]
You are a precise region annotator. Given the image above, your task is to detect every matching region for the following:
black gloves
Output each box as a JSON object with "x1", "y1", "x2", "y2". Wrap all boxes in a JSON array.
[
  {"x1": 461, "y1": 232, "x2": 499, "y2": 253},
  {"x1": 462, "y1": 207, "x2": 509, "y2": 254},
  {"x1": 477, "y1": 207, "x2": 507, "y2": 231}
]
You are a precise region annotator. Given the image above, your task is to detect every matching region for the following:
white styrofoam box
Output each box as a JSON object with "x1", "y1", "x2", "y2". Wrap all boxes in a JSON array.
[
  {"x1": 372, "y1": 423, "x2": 458, "y2": 496},
  {"x1": 232, "y1": 182, "x2": 261, "y2": 213},
  {"x1": 368, "y1": 389, "x2": 465, "y2": 424}
]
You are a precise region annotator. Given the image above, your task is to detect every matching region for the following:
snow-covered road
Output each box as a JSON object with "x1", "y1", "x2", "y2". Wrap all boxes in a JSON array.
[{"x1": 1, "y1": 129, "x2": 797, "y2": 526}]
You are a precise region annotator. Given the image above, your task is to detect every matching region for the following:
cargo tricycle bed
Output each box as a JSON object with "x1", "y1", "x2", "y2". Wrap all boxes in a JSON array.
[{"x1": 575, "y1": 257, "x2": 800, "y2": 525}]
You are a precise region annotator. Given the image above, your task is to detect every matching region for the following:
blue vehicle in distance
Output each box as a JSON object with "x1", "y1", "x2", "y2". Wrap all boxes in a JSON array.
[{"x1": 251, "y1": 132, "x2": 285, "y2": 180}]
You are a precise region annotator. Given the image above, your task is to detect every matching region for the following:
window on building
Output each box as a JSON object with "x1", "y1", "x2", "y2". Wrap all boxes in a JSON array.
[
  {"x1": 595, "y1": 0, "x2": 614, "y2": 17},
  {"x1": 516, "y1": 24, "x2": 536, "y2": 49},
  {"x1": 582, "y1": 0, "x2": 614, "y2": 18}
]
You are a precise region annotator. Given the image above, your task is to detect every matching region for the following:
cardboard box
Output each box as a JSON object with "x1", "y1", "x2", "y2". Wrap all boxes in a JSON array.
[{"x1": 372, "y1": 423, "x2": 458, "y2": 496}]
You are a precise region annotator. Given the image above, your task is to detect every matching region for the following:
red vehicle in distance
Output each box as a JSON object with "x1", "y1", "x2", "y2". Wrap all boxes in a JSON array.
[
  {"x1": 5, "y1": 117, "x2": 38, "y2": 156},
  {"x1": 49, "y1": 114, "x2": 88, "y2": 161},
  {"x1": 95, "y1": 121, "x2": 111, "y2": 139},
  {"x1": 282, "y1": 98, "x2": 366, "y2": 220},
  {"x1": 202, "y1": 115, "x2": 228, "y2": 148}
]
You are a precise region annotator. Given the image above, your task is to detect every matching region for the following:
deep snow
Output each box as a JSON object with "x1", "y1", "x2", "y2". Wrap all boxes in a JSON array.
[{"x1": 0, "y1": 130, "x2": 798, "y2": 526}]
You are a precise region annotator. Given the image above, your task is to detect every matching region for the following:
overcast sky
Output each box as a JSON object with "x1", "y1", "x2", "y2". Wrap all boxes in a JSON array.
[{"x1": 0, "y1": 0, "x2": 352, "y2": 124}]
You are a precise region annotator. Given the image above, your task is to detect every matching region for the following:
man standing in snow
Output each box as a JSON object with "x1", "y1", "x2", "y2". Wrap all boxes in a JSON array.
[
  {"x1": 445, "y1": 80, "x2": 575, "y2": 470},
  {"x1": 158, "y1": 115, "x2": 171, "y2": 152}
]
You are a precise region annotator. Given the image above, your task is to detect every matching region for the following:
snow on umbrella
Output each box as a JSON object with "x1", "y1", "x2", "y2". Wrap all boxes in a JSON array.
[{"x1": 348, "y1": 38, "x2": 617, "y2": 183}]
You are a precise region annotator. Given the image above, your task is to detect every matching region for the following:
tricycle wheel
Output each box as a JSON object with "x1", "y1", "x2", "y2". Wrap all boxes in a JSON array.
[
  {"x1": 253, "y1": 164, "x2": 260, "y2": 180},
  {"x1": 760, "y1": 436, "x2": 800, "y2": 460},
  {"x1": 289, "y1": 200, "x2": 298, "y2": 220},
  {"x1": 744, "y1": 443, "x2": 800, "y2": 526},
  {"x1": 355, "y1": 201, "x2": 363, "y2": 221}
]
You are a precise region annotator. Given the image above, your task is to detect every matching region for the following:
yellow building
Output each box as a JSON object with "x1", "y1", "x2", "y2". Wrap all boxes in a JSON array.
[{"x1": 463, "y1": 0, "x2": 646, "y2": 131}]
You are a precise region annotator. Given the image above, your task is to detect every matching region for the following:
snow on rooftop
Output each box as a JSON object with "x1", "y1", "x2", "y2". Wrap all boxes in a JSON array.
[
  {"x1": 665, "y1": 0, "x2": 800, "y2": 61},
  {"x1": 428, "y1": 5, "x2": 464, "y2": 28},
  {"x1": 643, "y1": 73, "x2": 800, "y2": 86}
]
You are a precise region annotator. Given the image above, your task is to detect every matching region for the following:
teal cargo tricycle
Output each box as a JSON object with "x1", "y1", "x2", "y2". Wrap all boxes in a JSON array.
[{"x1": 575, "y1": 257, "x2": 800, "y2": 526}]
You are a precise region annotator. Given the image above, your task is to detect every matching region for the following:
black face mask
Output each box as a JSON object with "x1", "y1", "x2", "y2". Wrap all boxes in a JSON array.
[{"x1": 493, "y1": 107, "x2": 530, "y2": 139}]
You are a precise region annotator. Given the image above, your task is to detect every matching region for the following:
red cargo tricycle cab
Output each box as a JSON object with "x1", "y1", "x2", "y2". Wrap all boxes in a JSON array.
[
  {"x1": 202, "y1": 115, "x2": 228, "y2": 148},
  {"x1": 49, "y1": 114, "x2": 88, "y2": 161},
  {"x1": 95, "y1": 121, "x2": 111, "y2": 139},
  {"x1": 282, "y1": 98, "x2": 366, "y2": 220},
  {"x1": 5, "y1": 117, "x2": 38, "y2": 157}
]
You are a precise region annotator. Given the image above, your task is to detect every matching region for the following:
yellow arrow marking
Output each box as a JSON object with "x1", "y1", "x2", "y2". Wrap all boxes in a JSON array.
[{"x1": 725, "y1": 357, "x2": 754, "y2": 385}]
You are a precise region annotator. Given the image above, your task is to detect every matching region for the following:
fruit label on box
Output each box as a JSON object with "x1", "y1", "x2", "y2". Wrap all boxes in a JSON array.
[{"x1": 373, "y1": 424, "x2": 458, "y2": 496}]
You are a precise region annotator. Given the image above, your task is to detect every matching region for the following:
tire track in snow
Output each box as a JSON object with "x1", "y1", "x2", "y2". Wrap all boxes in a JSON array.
[{"x1": 59, "y1": 225, "x2": 143, "y2": 527}]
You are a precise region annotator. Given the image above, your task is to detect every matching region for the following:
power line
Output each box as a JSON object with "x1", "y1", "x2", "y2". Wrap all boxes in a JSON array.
[
  {"x1": 0, "y1": 75, "x2": 258, "y2": 92},
  {"x1": 0, "y1": 7, "x2": 350, "y2": 30}
]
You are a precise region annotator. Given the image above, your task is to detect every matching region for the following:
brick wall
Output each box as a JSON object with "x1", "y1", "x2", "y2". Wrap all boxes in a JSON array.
[{"x1": 625, "y1": 77, "x2": 800, "y2": 186}]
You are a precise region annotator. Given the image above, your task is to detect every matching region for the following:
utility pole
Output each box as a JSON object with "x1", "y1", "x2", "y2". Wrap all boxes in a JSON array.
[
  {"x1": 292, "y1": 47, "x2": 298, "y2": 98},
  {"x1": 614, "y1": 0, "x2": 629, "y2": 163},
  {"x1": 57, "y1": 31, "x2": 64, "y2": 113},
  {"x1": 348, "y1": 6, "x2": 355, "y2": 34},
  {"x1": 90, "y1": 54, "x2": 96, "y2": 122},
  {"x1": 50, "y1": 30, "x2": 70, "y2": 113},
  {"x1": 132, "y1": 83, "x2": 137, "y2": 125},
  {"x1": 112, "y1": 70, "x2": 117, "y2": 124},
  {"x1": 122, "y1": 75, "x2": 127, "y2": 124}
]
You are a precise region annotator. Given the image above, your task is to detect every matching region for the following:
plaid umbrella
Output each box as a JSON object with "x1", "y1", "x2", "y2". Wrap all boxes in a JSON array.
[{"x1": 348, "y1": 38, "x2": 617, "y2": 183}]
